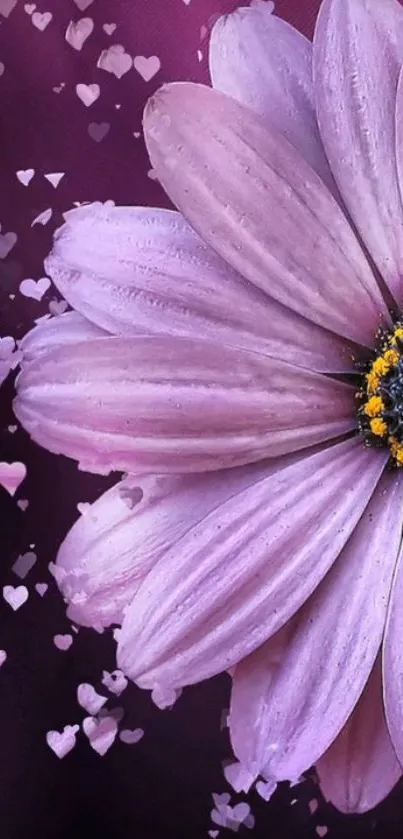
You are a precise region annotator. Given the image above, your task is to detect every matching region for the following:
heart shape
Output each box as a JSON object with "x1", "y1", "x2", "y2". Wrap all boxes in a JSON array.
[
  {"x1": 133, "y1": 55, "x2": 161, "y2": 82},
  {"x1": 19, "y1": 277, "x2": 51, "y2": 301},
  {"x1": 82, "y1": 715, "x2": 118, "y2": 756},
  {"x1": 46, "y1": 726, "x2": 77, "y2": 758},
  {"x1": 0, "y1": 231, "x2": 17, "y2": 259},
  {"x1": 32, "y1": 11, "x2": 52, "y2": 30},
  {"x1": 119, "y1": 728, "x2": 144, "y2": 745},
  {"x1": 0, "y1": 461, "x2": 26, "y2": 496},
  {"x1": 97, "y1": 44, "x2": 132, "y2": 78},
  {"x1": 77, "y1": 683, "x2": 107, "y2": 715},
  {"x1": 75, "y1": 83, "x2": 100, "y2": 107},
  {"x1": 88, "y1": 122, "x2": 110, "y2": 142},
  {"x1": 65, "y1": 17, "x2": 94, "y2": 51},
  {"x1": 3, "y1": 585, "x2": 29, "y2": 611}
]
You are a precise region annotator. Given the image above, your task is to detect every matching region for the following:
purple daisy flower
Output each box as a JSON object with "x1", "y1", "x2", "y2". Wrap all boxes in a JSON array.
[{"x1": 13, "y1": 0, "x2": 403, "y2": 813}]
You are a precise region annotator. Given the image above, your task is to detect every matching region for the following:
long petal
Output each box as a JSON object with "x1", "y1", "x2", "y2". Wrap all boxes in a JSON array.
[
  {"x1": 117, "y1": 439, "x2": 387, "y2": 689},
  {"x1": 45, "y1": 203, "x2": 358, "y2": 374},
  {"x1": 314, "y1": 0, "x2": 403, "y2": 304},
  {"x1": 55, "y1": 455, "x2": 301, "y2": 629},
  {"x1": 209, "y1": 4, "x2": 336, "y2": 191},
  {"x1": 143, "y1": 82, "x2": 390, "y2": 348},
  {"x1": 20, "y1": 311, "x2": 107, "y2": 361},
  {"x1": 383, "y1": 541, "x2": 403, "y2": 764},
  {"x1": 13, "y1": 335, "x2": 356, "y2": 475},
  {"x1": 317, "y1": 658, "x2": 402, "y2": 815},
  {"x1": 229, "y1": 469, "x2": 403, "y2": 781}
]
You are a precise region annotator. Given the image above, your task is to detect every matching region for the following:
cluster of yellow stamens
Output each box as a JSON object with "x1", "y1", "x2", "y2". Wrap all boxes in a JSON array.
[{"x1": 359, "y1": 326, "x2": 403, "y2": 465}]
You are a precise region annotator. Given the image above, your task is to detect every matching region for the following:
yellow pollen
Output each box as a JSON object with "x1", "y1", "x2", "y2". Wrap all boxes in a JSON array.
[
  {"x1": 363, "y1": 396, "x2": 384, "y2": 418},
  {"x1": 383, "y1": 349, "x2": 399, "y2": 367},
  {"x1": 369, "y1": 417, "x2": 387, "y2": 437},
  {"x1": 389, "y1": 437, "x2": 403, "y2": 464},
  {"x1": 371, "y1": 357, "x2": 390, "y2": 377},
  {"x1": 366, "y1": 371, "x2": 380, "y2": 394},
  {"x1": 393, "y1": 327, "x2": 403, "y2": 342}
]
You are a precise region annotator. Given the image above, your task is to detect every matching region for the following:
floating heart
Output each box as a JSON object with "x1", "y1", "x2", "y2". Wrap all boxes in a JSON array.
[
  {"x1": 3, "y1": 585, "x2": 29, "y2": 611},
  {"x1": 20, "y1": 277, "x2": 51, "y2": 301},
  {"x1": 73, "y1": 0, "x2": 93, "y2": 9},
  {"x1": 65, "y1": 17, "x2": 94, "y2": 51},
  {"x1": 119, "y1": 728, "x2": 144, "y2": 745},
  {"x1": 46, "y1": 726, "x2": 77, "y2": 758},
  {"x1": 24, "y1": 3, "x2": 36, "y2": 13},
  {"x1": 88, "y1": 122, "x2": 110, "y2": 142},
  {"x1": 0, "y1": 0, "x2": 18, "y2": 17},
  {"x1": 0, "y1": 650, "x2": 7, "y2": 667},
  {"x1": 0, "y1": 462, "x2": 26, "y2": 496},
  {"x1": 255, "y1": 779, "x2": 277, "y2": 801},
  {"x1": 12, "y1": 551, "x2": 37, "y2": 580},
  {"x1": 32, "y1": 11, "x2": 52, "y2": 30},
  {"x1": 44, "y1": 172, "x2": 65, "y2": 188},
  {"x1": 97, "y1": 44, "x2": 132, "y2": 78},
  {"x1": 35, "y1": 583, "x2": 48, "y2": 597},
  {"x1": 54, "y1": 633, "x2": 73, "y2": 651},
  {"x1": 316, "y1": 829, "x2": 328, "y2": 839},
  {"x1": 16, "y1": 169, "x2": 35, "y2": 186},
  {"x1": 0, "y1": 231, "x2": 17, "y2": 259},
  {"x1": 77, "y1": 683, "x2": 107, "y2": 715},
  {"x1": 76, "y1": 83, "x2": 100, "y2": 107},
  {"x1": 103, "y1": 23, "x2": 116, "y2": 36},
  {"x1": 133, "y1": 55, "x2": 161, "y2": 82},
  {"x1": 101, "y1": 669, "x2": 128, "y2": 696},
  {"x1": 83, "y1": 715, "x2": 118, "y2": 756}
]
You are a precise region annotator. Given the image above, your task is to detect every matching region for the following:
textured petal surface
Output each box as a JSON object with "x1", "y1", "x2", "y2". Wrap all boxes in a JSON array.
[
  {"x1": 14, "y1": 335, "x2": 356, "y2": 475},
  {"x1": 117, "y1": 439, "x2": 387, "y2": 689},
  {"x1": 383, "y1": 539, "x2": 403, "y2": 764},
  {"x1": 314, "y1": 0, "x2": 403, "y2": 304},
  {"x1": 209, "y1": 4, "x2": 336, "y2": 190},
  {"x1": 20, "y1": 311, "x2": 107, "y2": 361},
  {"x1": 56, "y1": 456, "x2": 298, "y2": 629},
  {"x1": 45, "y1": 203, "x2": 357, "y2": 373},
  {"x1": 144, "y1": 82, "x2": 390, "y2": 348},
  {"x1": 317, "y1": 658, "x2": 402, "y2": 815},
  {"x1": 229, "y1": 469, "x2": 402, "y2": 781}
]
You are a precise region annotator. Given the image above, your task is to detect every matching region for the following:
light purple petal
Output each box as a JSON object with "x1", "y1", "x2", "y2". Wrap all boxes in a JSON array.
[
  {"x1": 14, "y1": 335, "x2": 356, "y2": 475},
  {"x1": 317, "y1": 657, "x2": 402, "y2": 814},
  {"x1": 56, "y1": 455, "x2": 300, "y2": 629},
  {"x1": 395, "y1": 65, "x2": 403, "y2": 224},
  {"x1": 20, "y1": 311, "x2": 107, "y2": 361},
  {"x1": 45, "y1": 203, "x2": 358, "y2": 374},
  {"x1": 209, "y1": 4, "x2": 336, "y2": 191},
  {"x1": 314, "y1": 0, "x2": 403, "y2": 304},
  {"x1": 117, "y1": 439, "x2": 387, "y2": 690},
  {"x1": 383, "y1": 538, "x2": 403, "y2": 764},
  {"x1": 229, "y1": 469, "x2": 402, "y2": 781},
  {"x1": 143, "y1": 82, "x2": 390, "y2": 348}
]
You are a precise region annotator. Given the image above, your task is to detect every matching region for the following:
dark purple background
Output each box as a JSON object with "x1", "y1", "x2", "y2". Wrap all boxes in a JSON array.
[{"x1": 1, "y1": 1, "x2": 403, "y2": 837}]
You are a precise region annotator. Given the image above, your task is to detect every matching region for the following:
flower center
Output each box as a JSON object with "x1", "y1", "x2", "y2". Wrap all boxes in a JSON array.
[{"x1": 358, "y1": 325, "x2": 403, "y2": 465}]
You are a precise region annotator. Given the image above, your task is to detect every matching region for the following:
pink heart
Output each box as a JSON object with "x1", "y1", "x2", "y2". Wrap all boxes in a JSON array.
[
  {"x1": 12, "y1": 551, "x2": 37, "y2": 579},
  {"x1": 65, "y1": 17, "x2": 94, "y2": 51},
  {"x1": 77, "y1": 683, "x2": 107, "y2": 715},
  {"x1": 75, "y1": 83, "x2": 100, "y2": 107},
  {"x1": 83, "y1": 715, "x2": 118, "y2": 756},
  {"x1": 3, "y1": 585, "x2": 29, "y2": 610},
  {"x1": 101, "y1": 669, "x2": 128, "y2": 696},
  {"x1": 73, "y1": 0, "x2": 93, "y2": 10},
  {"x1": 133, "y1": 55, "x2": 161, "y2": 82},
  {"x1": 103, "y1": 23, "x2": 116, "y2": 35},
  {"x1": 119, "y1": 728, "x2": 144, "y2": 745},
  {"x1": 35, "y1": 583, "x2": 48, "y2": 597},
  {"x1": 0, "y1": 650, "x2": 7, "y2": 667},
  {"x1": 0, "y1": 461, "x2": 26, "y2": 496},
  {"x1": 0, "y1": 231, "x2": 17, "y2": 258},
  {"x1": 53, "y1": 633, "x2": 73, "y2": 651},
  {"x1": 32, "y1": 11, "x2": 52, "y2": 30},
  {"x1": 46, "y1": 726, "x2": 78, "y2": 758},
  {"x1": 97, "y1": 44, "x2": 132, "y2": 78},
  {"x1": 0, "y1": 0, "x2": 18, "y2": 18},
  {"x1": 20, "y1": 277, "x2": 51, "y2": 301},
  {"x1": 88, "y1": 122, "x2": 110, "y2": 142}
]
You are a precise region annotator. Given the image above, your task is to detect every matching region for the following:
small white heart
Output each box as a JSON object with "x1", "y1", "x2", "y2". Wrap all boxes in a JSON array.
[
  {"x1": 20, "y1": 277, "x2": 51, "y2": 301},
  {"x1": 46, "y1": 727, "x2": 77, "y2": 758},
  {"x1": 97, "y1": 44, "x2": 132, "y2": 78},
  {"x1": 3, "y1": 585, "x2": 29, "y2": 610},
  {"x1": 77, "y1": 683, "x2": 107, "y2": 715},
  {"x1": 16, "y1": 168, "x2": 34, "y2": 186},
  {"x1": 53, "y1": 633, "x2": 73, "y2": 651}
]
